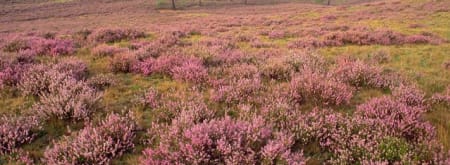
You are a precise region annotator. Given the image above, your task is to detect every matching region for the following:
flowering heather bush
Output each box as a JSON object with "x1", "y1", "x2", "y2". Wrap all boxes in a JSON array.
[
  {"x1": 91, "y1": 44, "x2": 127, "y2": 57},
  {"x1": 211, "y1": 76, "x2": 262, "y2": 104},
  {"x1": 392, "y1": 84, "x2": 426, "y2": 107},
  {"x1": 370, "y1": 49, "x2": 391, "y2": 64},
  {"x1": 250, "y1": 38, "x2": 272, "y2": 48},
  {"x1": 205, "y1": 49, "x2": 247, "y2": 66},
  {"x1": 268, "y1": 30, "x2": 286, "y2": 39},
  {"x1": 290, "y1": 70, "x2": 354, "y2": 105},
  {"x1": 404, "y1": 34, "x2": 441, "y2": 44},
  {"x1": 291, "y1": 108, "x2": 446, "y2": 164},
  {"x1": 0, "y1": 115, "x2": 41, "y2": 155},
  {"x1": 44, "y1": 113, "x2": 136, "y2": 164},
  {"x1": 141, "y1": 117, "x2": 306, "y2": 164},
  {"x1": 355, "y1": 96, "x2": 434, "y2": 143},
  {"x1": 333, "y1": 58, "x2": 391, "y2": 88},
  {"x1": 87, "y1": 74, "x2": 117, "y2": 90},
  {"x1": 18, "y1": 64, "x2": 72, "y2": 96},
  {"x1": 0, "y1": 54, "x2": 31, "y2": 88},
  {"x1": 134, "y1": 42, "x2": 165, "y2": 60},
  {"x1": 53, "y1": 58, "x2": 88, "y2": 80},
  {"x1": 0, "y1": 64, "x2": 27, "y2": 88},
  {"x1": 200, "y1": 38, "x2": 237, "y2": 51},
  {"x1": 88, "y1": 28, "x2": 146, "y2": 43},
  {"x1": 225, "y1": 63, "x2": 259, "y2": 79},
  {"x1": 288, "y1": 37, "x2": 325, "y2": 49},
  {"x1": 324, "y1": 30, "x2": 406, "y2": 46},
  {"x1": 431, "y1": 86, "x2": 450, "y2": 105},
  {"x1": 4, "y1": 37, "x2": 75, "y2": 56},
  {"x1": 134, "y1": 55, "x2": 184, "y2": 76},
  {"x1": 109, "y1": 53, "x2": 138, "y2": 73},
  {"x1": 138, "y1": 88, "x2": 160, "y2": 109},
  {"x1": 260, "y1": 57, "x2": 295, "y2": 81},
  {"x1": 289, "y1": 52, "x2": 329, "y2": 73},
  {"x1": 171, "y1": 57, "x2": 208, "y2": 83},
  {"x1": 33, "y1": 77, "x2": 101, "y2": 120}
]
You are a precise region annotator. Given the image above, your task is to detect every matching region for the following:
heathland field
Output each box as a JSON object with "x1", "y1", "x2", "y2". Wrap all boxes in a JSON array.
[{"x1": 0, "y1": 0, "x2": 449, "y2": 164}]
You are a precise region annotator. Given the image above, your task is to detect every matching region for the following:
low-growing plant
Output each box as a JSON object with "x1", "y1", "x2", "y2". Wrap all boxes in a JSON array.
[
  {"x1": 141, "y1": 117, "x2": 306, "y2": 164},
  {"x1": 33, "y1": 78, "x2": 102, "y2": 120},
  {"x1": 260, "y1": 57, "x2": 294, "y2": 81},
  {"x1": 211, "y1": 76, "x2": 263, "y2": 104},
  {"x1": 89, "y1": 28, "x2": 146, "y2": 43},
  {"x1": 53, "y1": 58, "x2": 88, "y2": 80},
  {"x1": 91, "y1": 44, "x2": 127, "y2": 57},
  {"x1": 44, "y1": 113, "x2": 136, "y2": 164},
  {"x1": 355, "y1": 96, "x2": 434, "y2": 143},
  {"x1": 87, "y1": 74, "x2": 117, "y2": 90},
  {"x1": 18, "y1": 64, "x2": 72, "y2": 96},
  {"x1": 333, "y1": 58, "x2": 392, "y2": 88},
  {"x1": 0, "y1": 115, "x2": 41, "y2": 155},
  {"x1": 109, "y1": 53, "x2": 138, "y2": 73},
  {"x1": 4, "y1": 37, "x2": 75, "y2": 56},
  {"x1": 171, "y1": 58, "x2": 208, "y2": 83},
  {"x1": 290, "y1": 70, "x2": 353, "y2": 105}
]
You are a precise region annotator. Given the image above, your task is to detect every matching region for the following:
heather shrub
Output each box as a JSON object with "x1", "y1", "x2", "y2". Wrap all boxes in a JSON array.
[
  {"x1": 260, "y1": 56, "x2": 294, "y2": 81},
  {"x1": 288, "y1": 37, "x2": 325, "y2": 49},
  {"x1": 225, "y1": 63, "x2": 259, "y2": 79},
  {"x1": 288, "y1": 52, "x2": 328, "y2": 73},
  {"x1": 141, "y1": 117, "x2": 306, "y2": 164},
  {"x1": 134, "y1": 55, "x2": 184, "y2": 75},
  {"x1": 2, "y1": 37, "x2": 28, "y2": 53},
  {"x1": 250, "y1": 38, "x2": 272, "y2": 48},
  {"x1": 205, "y1": 49, "x2": 246, "y2": 66},
  {"x1": 137, "y1": 88, "x2": 160, "y2": 109},
  {"x1": 171, "y1": 57, "x2": 208, "y2": 83},
  {"x1": 44, "y1": 113, "x2": 136, "y2": 164},
  {"x1": 53, "y1": 58, "x2": 88, "y2": 80},
  {"x1": 431, "y1": 86, "x2": 450, "y2": 105},
  {"x1": 91, "y1": 44, "x2": 127, "y2": 57},
  {"x1": 109, "y1": 53, "x2": 138, "y2": 73},
  {"x1": 392, "y1": 84, "x2": 425, "y2": 107},
  {"x1": 156, "y1": 91, "x2": 213, "y2": 123},
  {"x1": 268, "y1": 30, "x2": 286, "y2": 39},
  {"x1": 89, "y1": 28, "x2": 146, "y2": 43},
  {"x1": 0, "y1": 55, "x2": 31, "y2": 88},
  {"x1": 4, "y1": 37, "x2": 75, "y2": 56},
  {"x1": 333, "y1": 58, "x2": 391, "y2": 88},
  {"x1": 211, "y1": 76, "x2": 262, "y2": 104},
  {"x1": 87, "y1": 74, "x2": 117, "y2": 90},
  {"x1": 0, "y1": 115, "x2": 41, "y2": 155},
  {"x1": 18, "y1": 64, "x2": 72, "y2": 96},
  {"x1": 293, "y1": 108, "x2": 445, "y2": 164},
  {"x1": 0, "y1": 64, "x2": 27, "y2": 88},
  {"x1": 369, "y1": 49, "x2": 391, "y2": 63},
  {"x1": 290, "y1": 70, "x2": 353, "y2": 105},
  {"x1": 134, "y1": 42, "x2": 165, "y2": 60},
  {"x1": 355, "y1": 96, "x2": 434, "y2": 142},
  {"x1": 33, "y1": 78, "x2": 102, "y2": 120}
]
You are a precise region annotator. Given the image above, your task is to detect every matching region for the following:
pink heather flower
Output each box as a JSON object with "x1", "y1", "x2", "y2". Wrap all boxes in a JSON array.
[
  {"x1": 33, "y1": 77, "x2": 102, "y2": 121},
  {"x1": 1, "y1": 115, "x2": 41, "y2": 155},
  {"x1": 290, "y1": 70, "x2": 354, "y2": 105},
  {"x1": 141, "y1": 117, "x2": 306, "y2": 164},
  {"x1": 170, "y1": 57, "x2": 208, "y2": 83},
  {"x1": 44, "y1": 113, "x2": 136, "y2": 164},
  {"x1": 91, "y1": 44, "x2": 127, "y2": 57},
  {"x1": 88, "y1": 28, "x2": 146, "y2": 43}
]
